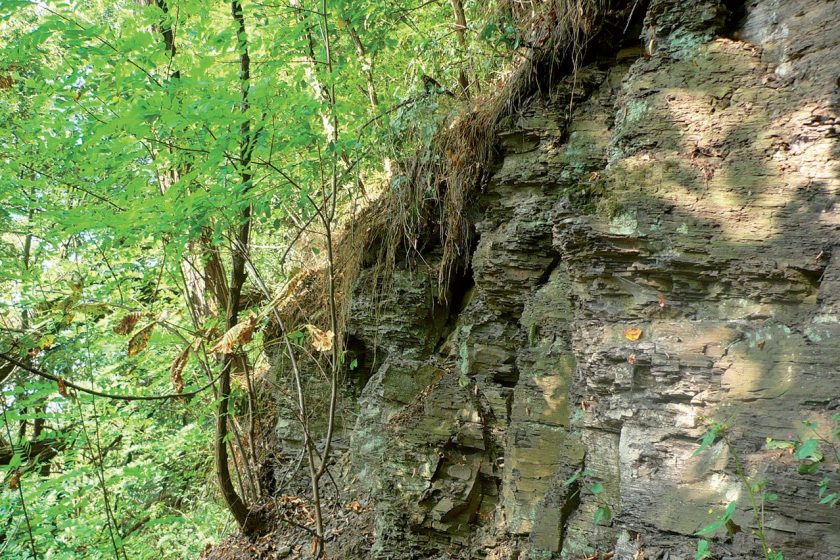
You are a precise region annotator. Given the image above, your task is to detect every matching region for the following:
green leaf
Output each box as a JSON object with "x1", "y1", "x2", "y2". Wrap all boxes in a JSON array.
[
  {"x1": 797, "y1": 461, "x2": 822, "y2": 475},
  {"x1": 764, "y1": 437, "x2": 794, "y2": 450},
  {"x1": 695, "y1": 539, "x2": 711, "y2": 560},
  {"x1": 7, "y1": 452, "x2": 23, "y2": 469},
  {"x1": 794, "y1": 439, "x2": 821, "y2": 461},
  {"x1": 289, "y1": 330, "x2": 305, "y2": 343},
  {"x1": 593, "y1": 505, "x2": 611, "y2": 525},
  {"x1": 563, "y1": 471, "x2": 582, "y2": 486},
  {"x1": 818, "y1": 492, "x2": 838, "y2": 506},
  {"x1": 693, "y1": 424, "x2": 724, "y2": 458},
  {"x1": 696, "y1": 501, "x2": 737, "y2": 536}
]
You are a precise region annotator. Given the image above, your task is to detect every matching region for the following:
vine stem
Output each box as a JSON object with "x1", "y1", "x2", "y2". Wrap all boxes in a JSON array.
[{"x1": 725, "y1": 433, "x2": 773, "y2": 559}]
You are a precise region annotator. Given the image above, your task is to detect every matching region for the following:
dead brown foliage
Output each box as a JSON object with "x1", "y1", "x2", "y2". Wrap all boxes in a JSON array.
[
  {"x1": 265, "y1": 1, "x2": 615, "y2": 345},
  {"x1": 381, "y1": 0, "x2": 610, "y2": 289}
]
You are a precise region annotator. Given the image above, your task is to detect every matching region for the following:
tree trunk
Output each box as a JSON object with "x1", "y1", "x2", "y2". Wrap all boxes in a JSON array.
[
  {"x1": 450, "y1": 0, "x2": 470, "y2": 98},
  {"x1": 214, "y1": 0, "x2": 261, "y2": 536}
]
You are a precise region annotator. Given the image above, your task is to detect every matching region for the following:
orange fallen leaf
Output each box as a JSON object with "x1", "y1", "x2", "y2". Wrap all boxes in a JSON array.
[
  {"x1": 210, "y1": 315, "x2": 257, "y2": 354},
  {"x1": 624, "y1": 327, "x2": 643, "y2": 341},
  {"x1": 348, "y1": 500, "x2": 368, "y2": 512},
  {"x1": 305, "y1": 324, "x2": 334, "y2": 353},
  {"x1": 628, "y1": 353, "x2": 637, "y2": 365}
]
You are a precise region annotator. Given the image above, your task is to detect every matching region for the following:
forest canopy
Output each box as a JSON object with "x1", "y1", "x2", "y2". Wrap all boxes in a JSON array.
[{"x1": 0, "y1": 0, "x2": 535, "y2": 557}]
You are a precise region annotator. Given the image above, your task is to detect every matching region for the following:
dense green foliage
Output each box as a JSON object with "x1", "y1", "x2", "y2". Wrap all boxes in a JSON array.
[{"x1": 0, "y1": 0, "x2": 522, "y2": 557}]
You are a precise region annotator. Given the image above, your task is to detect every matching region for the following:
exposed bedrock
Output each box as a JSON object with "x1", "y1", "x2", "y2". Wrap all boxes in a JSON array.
[{"x1": 314, "y1": 0, "x2": 840, "y2": 557}]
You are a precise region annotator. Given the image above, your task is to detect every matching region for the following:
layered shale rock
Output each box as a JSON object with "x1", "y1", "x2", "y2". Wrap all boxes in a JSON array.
[{"x1": 280, "y1": 0, "x2": 840, "y2": 557}]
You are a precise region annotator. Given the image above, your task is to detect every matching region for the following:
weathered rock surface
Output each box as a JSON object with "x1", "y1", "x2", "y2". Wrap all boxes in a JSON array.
[{"x1": 274, "y1": 1, "x2": 840, "y2": 558}]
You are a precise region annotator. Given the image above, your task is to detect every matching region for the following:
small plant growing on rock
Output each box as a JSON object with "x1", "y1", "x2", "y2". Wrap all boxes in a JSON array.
[
  {"x1": 693, "y1": 420, "x2": 782, "y2": 560},
  {"x1": 695, "y1": 538, "x2": 713, "y2": 560},
  {"x1": 765, "y1": 413, "x2": 840, "y2": 508},
  {"x1": 564, "y1": 468, "x2": 612, "y2": 526}
]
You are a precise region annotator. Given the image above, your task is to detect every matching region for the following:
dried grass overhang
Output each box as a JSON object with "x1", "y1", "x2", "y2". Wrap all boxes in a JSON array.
[
  {"x1": 380, "y1": 0, "x2": 638, "y2": 291},
  {"x1": 265, "y1": 1, "x2": 638, "y2": 341}
]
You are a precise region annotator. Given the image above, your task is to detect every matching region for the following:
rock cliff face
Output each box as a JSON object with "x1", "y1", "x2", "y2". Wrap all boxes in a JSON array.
[{"x1": 307, "y1": 1, "x2": 840, "y2": 558}]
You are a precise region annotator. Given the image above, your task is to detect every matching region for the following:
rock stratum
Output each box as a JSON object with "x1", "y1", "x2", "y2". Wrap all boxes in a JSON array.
[{"x1": 262, "y1": 1, "x2": 840, "y2": 558}]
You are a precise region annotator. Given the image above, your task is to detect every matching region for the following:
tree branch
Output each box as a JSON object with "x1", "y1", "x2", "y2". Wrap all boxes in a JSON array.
[{"x1": 0, "y1": 353, "x2": 221, "y2": 402}]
